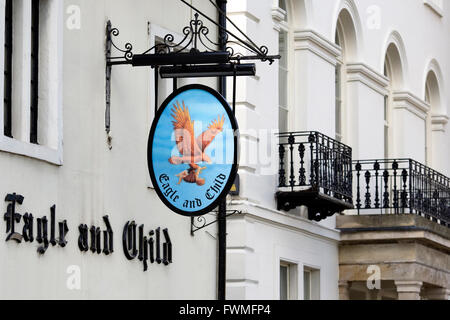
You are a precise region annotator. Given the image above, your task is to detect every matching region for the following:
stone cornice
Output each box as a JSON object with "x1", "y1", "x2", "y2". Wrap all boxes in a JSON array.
[
  {"x1": 271, "y1": 6, "x2": 285, "y2": 23},
  {"x1": 346, "y1": 63, "x2": 389, "y2": 96},
  {"x1": 293, "y1": 29, "x2": 341, "y2": 66},
  {"x1": 271, "y1": 6, "x2": 287, "y2": 32},
  {"x1": 393, "y1": 91, "x2": 430, "y2": 119},
  {"x1": 431, "y1": 114, "x2": 449, "y2": 132},
  {"x1": 431, "y1": 114, "x2": 449, "y2": 125}
]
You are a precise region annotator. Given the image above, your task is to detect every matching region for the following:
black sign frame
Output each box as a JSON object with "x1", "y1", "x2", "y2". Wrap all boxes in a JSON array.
[{"x1": 147, "y1": 84, "x2": 239, "y2": 217}]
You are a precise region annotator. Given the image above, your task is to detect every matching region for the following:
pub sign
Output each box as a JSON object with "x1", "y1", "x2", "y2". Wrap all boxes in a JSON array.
[{"x1": 148, "y1": 84, "x2": 239, "y2": 216}]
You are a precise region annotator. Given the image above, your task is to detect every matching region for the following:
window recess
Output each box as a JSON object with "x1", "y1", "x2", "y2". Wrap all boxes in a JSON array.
[
  {"x1": 30, "y1": 0, "x2": 39, "y2": 144},
  {"x1": 0, "y1": 0, "x2": 63, "y2": 165},
  {"x1": 3, "y1": 0, "x2": 13, "y2": 138}
]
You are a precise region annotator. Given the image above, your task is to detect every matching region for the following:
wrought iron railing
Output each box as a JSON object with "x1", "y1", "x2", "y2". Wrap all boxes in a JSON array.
[
  {"x1": 278, "y1": 131, "x2": 353, "y2": 204},
  {"x1": 353, "y1": 159, "x2": 450, "y2": 225}
]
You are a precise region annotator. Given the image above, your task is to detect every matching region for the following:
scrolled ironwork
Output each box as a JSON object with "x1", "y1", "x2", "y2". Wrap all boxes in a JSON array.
[
  {"x1": 108, "y1": 27, "x2": 134, "y2": 61},
  {"x1": 352, "y1": 158, "x2": 450, "y2": 226},
  {"x1": 191, "y1": 216, "x2": 207, "y2": 230},
  {"x1": 106, "y1": 11, "x2": 279, "y2": 66},
  {"x1": 190, "y1": 210, "x2": 242, "y2": 235}
]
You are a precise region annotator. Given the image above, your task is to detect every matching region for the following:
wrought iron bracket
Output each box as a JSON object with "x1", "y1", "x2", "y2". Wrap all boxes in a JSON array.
[
  {"x1": 105, "y1": 13, "x2": 279, "y2": 67},
  {"x1": 105, "y1": 21, "x2": 112, "y2": 137},
  {"x1": 104, "y1": 6, "x2": 280, "y2": 135},
  {"x1": 191, "y1": 210, "x2": 242, "y2": 236}
]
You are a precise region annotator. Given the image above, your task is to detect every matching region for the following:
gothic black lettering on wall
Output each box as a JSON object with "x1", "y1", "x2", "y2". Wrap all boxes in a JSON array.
[
  {"x1": 3, "y1": 193, "x2": 68, "y2": 254},
  {"x1": 3, "y1": 193, "x2": 174, "y2": 272},
  {"x1": 122, "y1": 221, "x2": 172, "y2": 271},
  {"x1": 4, "y1": 193, "x2": 24, "y2": 242},
  {"x1": 78, "y1": 215, "x2": 114, "y2": 256}
]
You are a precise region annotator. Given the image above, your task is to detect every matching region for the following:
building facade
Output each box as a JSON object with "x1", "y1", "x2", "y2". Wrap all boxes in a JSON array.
[
  {"x1": 225, "y1": 0, "x2": 449, "y2": 300},
  {"x1": 0, "y1": 0, "x2": 448, "y2": 300},
  {"x1": 0, "y1": 0, "x2": 222, "y2": 300}
]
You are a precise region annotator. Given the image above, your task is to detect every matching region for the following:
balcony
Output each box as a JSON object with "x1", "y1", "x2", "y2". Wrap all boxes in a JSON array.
[
  {"x1": 338, "y1": 159, "x2": 450, "y2": 300},
  {"x1": 276, "y1": 131, "x2": 354, "y2": 221},
  {"x1": 352, "y1": 159, "x2": 450, "y2": 226}
]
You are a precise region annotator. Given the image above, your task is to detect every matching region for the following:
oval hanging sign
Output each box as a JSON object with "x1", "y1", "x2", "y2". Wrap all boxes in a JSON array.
[{"x1": 148, "y1": 84, "x2": 239, "y2": 216}]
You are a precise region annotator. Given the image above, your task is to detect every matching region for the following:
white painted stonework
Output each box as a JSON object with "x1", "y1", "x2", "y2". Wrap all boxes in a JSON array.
[
  {"x1": 225, "y1": 0, "x2": 449, "y2": 300},
  {"x1": 0, "y1": 0, "x2": 448, "y2": 300}
]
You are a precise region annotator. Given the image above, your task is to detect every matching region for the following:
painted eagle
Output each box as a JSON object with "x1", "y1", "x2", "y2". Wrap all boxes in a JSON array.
[{"x1": 168, "y1": 100, "x2": 225, "y2": 184}]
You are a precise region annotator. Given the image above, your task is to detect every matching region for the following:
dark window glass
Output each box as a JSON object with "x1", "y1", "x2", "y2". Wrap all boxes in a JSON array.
[
  {"x1": 30, "y1": 0, "x2": 40, "y2": 144},
  {"x1": 4, "y1": 0, "x2": 13, "y2": 137},
  {"x1": 280, "y1": 265, "x2": 288, "y2": 300}
]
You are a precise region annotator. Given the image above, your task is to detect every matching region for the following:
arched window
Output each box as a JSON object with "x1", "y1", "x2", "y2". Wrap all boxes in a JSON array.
[
  {"x1": 384, "y1": 56, "x2": 392, "y2": 159},
  {"x1": 334, "y1": 8, "x2": 359, "y2": 143},
  {"x1": 425, "y1": 82, "x2": 431, "y2": 164},
  {"x1": 335, "y1": 25, "x2": 344, "y2": 142},
  {"x1": 278, "y1": 0, "x2": 289, "y2": 132},
  {"x1": 424, "y1": 70, "x2": 442, "y2": 167},
  {"x1": 383, "y1": 40, "x2": 405, "y2": 160}
]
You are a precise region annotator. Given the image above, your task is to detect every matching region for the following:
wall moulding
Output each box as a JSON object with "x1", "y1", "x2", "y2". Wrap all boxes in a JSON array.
[
  {"x1": 293, "y1": 29, "x2": 341, "y2": 66},
  {"x1": 392, "y1": 91, "x2": 430, "y2": 120},
  {"x1": 346, "y1": 63, "x2": 389, "y2": 96},
  {"x1": 0, "y1": 136, "x2": 62, "y2": 165},
  {"x1": 271, "y1": 6, "x2": 287, "y2": 32},
  {"x1": 431, "y1": 114, "x2": 449, "y2": 132}
]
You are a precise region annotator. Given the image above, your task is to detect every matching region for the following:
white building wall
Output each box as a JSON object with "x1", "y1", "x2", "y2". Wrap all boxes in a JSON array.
[
  {"x1": 0, "y1": 0, "x2": 448, "y2": 300},
  {"x1": 226, "y1": 206, "x2": 340, "y2": 300},
  {"x1": 0, "y1": 0, "x2": 220, "y2": 300},
  {"x1": 226, "y1": 0, "x2": 450, "y2": 300}
]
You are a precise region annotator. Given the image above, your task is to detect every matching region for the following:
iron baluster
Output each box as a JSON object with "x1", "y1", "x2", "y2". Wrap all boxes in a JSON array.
[
  {"x1": 323, "y1": 143, "x2": 329, "y2": 195},
  {"x1": 392, "y1": 160, "x2": 399, "y2": 213},
  {"x1": 315, "y1": 132, "x2": 320, "y2": 189},
  {"x1": 365, "y1": 171, "x2": 371, "y2": 209},
  {"x1": 334, "y1": 145, "x2": 338, "y2": 197},
  {"x1": 338, "y1": 146, "x2": 344, "y2": 199},
  {"x1": 347, "y1": 152, "x2": 353, "y2": 202},
  {"x1": 355, "y1": 162, "x2": 362, "y2": 213},
  {"x1": 430, "y1": 173, "x2": 436, "y2": 216},
  {"x1": 420, "y1": 164, "x2": 426, "y2": 217},
  {"x1": 278, "y1": 144, "x2": 286, "y2": 187},
  {"x1": 416, "y1": 162, "x2": 422, "y2": 213},
  {"x1": 288, "y1": 134, "x2": 295, "y2": 190},
  {"x1": 325, "y1": 136, "x2": 329, "y2": 193},
  {"x1": 409, "y1": 159, "x2": 414, "y2": 215},
  {"x1": 433, "y1": 189, "x2": 439, "y2": 220},
  {"x1": 315, "y1": 136, "x2": 321, "y2": 189},
  {"x1": 326, "y1": 138, "x2": 331, "y2": 194},
  {"x1": 383, "y1": 170, "x2": 389, "y2": 209},
  {"x1": 374, "y1": 161, "x2": 380, "y2": 209},
  {"x1": 309, "y1": 133, "x2": 315, "y2": 185},
  {"x1": 416, "y1": 188, "x2": 423, "y2": 215},
  {"x1": 425, "y1": 168, "x2": 436, "y2": 222},
  {"x1": 401, "y1": 169, "x2": 408, "y2": 210},
  {"x1": 328, "y1": 139, "x2": 333, "y2": 195},
  {"x1": 332, "y1": 141, "x2": 336, "y2": 196},
  {"x1": 298, "y1": 143, "x2": 306, "y2": 186}
]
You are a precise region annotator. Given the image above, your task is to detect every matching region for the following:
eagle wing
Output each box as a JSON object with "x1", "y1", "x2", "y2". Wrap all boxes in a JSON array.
[
  {"x1": 196, "y1": 115, "x2": 225, "y2": 151},
  {"x1": 171, "y1": 101, "x2": 201, "y2": 156}
]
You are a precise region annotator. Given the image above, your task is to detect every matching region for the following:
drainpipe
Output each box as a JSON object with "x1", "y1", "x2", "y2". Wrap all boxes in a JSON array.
[{"x1": 216, "y1": 0, "x2": 227, "y2": 301}]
